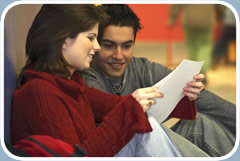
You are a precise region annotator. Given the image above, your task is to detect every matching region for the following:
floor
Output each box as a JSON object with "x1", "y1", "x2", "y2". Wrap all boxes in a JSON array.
[
  {"x1": 206, "y1": 64, "x2": 236, "y2": 104},
  {"x1": 134, "y1": 42, "x2": 237, "y2": 127}
]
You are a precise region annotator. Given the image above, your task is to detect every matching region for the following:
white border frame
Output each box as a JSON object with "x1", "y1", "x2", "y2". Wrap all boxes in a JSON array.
[{"x1": 1, "y1": 0, "x2": 239, "y2": 161}]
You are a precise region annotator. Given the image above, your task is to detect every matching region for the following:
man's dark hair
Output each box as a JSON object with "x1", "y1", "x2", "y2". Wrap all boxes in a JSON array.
[{"x1": 98, "y1": 4, "x2": 142, "y2": 42}]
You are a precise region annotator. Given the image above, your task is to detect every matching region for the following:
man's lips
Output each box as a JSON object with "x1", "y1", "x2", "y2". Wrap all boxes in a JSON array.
[{"x1": 108, "y1": 63, "x2": 125, "y2": 70}]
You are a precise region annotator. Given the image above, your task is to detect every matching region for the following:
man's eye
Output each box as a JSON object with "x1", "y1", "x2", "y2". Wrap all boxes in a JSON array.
[
  {"x1": 123, "y1": 44, "x2": 132, "y2": 49},
  {"x1": 102, "y1": 44, "x2": 114, "y2": 49}
]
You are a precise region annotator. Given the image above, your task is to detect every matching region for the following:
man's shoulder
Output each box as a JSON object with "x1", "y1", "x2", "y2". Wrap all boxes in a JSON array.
[
  {"x1": 131, "y1": 56, "x2": 149, "y2": 63},
  {"x1": 130, "y1": 57, "x2": 152, "y2": 67},
  {"x1": 85, "y1": 68, "x2": 100, "y2": 78},
  {"x1": 83, "y1": 68, "x2": 105, "y2": 83},
  {"x1": 83, "y1": 68, "x2": 109, "y2": 92},
  {"x1": 130, "y1": 57, "x2": 167, "y2": 69}
]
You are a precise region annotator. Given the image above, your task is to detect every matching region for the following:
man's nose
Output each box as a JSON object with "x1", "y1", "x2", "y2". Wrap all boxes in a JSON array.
[{"x1": 113, "y1": 46, "x2": 123, "y2": 59}]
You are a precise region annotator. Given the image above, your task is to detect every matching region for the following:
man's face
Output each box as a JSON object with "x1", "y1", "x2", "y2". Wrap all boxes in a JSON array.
[{"x1": 95, "y1": 25, "x2": 135, "y2": 79}]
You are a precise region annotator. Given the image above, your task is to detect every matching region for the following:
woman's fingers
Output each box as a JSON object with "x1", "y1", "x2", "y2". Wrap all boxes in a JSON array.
[
  {"x1": 132, "y1": 87, "x2": 163, "y2": 112},
  {"x1": 140, "y1": 99, "x2": 157, "y2": 112},
  {"x1": 183, "y1": 90, "x2": 198, "y2": 101},
  {"x1": 187, "y1": 81, "x2": 205, "y2": 92},
  {"x1": 184, "y1": 84, "x2": 202, "y2": 93},
  {"x1": 184, "y1": 82, "x2": 205, "y2": 101},
  {"x1": 132, "y1": 87, "x2": 163, "y2": 100},
  {"x1": 138, "y1": 86, "x2": 158, "y2": 93},
  {"x1": 184, "y1": 73, "x2": 206, "y2": 101}
]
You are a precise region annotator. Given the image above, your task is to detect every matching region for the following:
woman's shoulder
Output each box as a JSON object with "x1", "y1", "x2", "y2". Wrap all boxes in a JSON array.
[
  {"x1": 16, "y1": 70, "x2": 60, "y2": 94},
  {"x1": 15, "y1": 78, "x2": 57, "y2": 98},
  {"x1": 24, "y1": 77, "x2": 54, "y2": 88}
]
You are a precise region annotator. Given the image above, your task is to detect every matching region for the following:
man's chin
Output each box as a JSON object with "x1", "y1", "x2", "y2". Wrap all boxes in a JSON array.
[
  {"x1": 108, "y1": 72, "x2": 124, "y2": 79},
  {"x1": 104, "y1": 67, "x2": 125, "y2": 79}
]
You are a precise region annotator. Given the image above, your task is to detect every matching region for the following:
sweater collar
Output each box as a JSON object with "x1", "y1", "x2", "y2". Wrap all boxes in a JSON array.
[
  {"x1": 23, "y1": 69, "x2": 86, "y2": 94},
  {"x1": 94, "y1": 64, "x2": 128, "y2": 94}
]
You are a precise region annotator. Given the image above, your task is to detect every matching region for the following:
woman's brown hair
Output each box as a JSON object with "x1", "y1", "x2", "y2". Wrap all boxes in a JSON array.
[{"x1": 18, "y1": 4, "x2": 108, "y2": 87}]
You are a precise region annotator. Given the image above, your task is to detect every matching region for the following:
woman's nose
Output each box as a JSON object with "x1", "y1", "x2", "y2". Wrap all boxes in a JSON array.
[{"x1": 93, "y1": 40, "x2": 101, "y2": 52}]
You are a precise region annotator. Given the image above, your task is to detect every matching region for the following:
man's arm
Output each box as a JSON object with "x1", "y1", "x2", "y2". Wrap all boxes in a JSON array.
[
  {"x1": 82, "y1": 68, "x2": 110, "y2": 93},
  {"x1": 196, "y1": 89, "x2": 236, "y2": 134},
  {"x1": 132, "y1": 57, "x2": 172, "y2": 88}
]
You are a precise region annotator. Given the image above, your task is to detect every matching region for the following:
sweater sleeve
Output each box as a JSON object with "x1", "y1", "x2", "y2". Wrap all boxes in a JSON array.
[
  {"x1": 169, "y1": 96, "x2": 197, "y2": 120},
  {"x1": 83, "y1": 87, "x2": 152, "y2": 156}
]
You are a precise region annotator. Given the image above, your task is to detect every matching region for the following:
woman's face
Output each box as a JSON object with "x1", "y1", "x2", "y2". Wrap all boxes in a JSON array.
[{"x1": 62, "y1": 23, "x2": 100, "y2": 74}]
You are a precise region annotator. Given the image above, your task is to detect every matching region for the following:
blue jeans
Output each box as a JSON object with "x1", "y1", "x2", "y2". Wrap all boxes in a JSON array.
[
  {"x1": 172, "y1": 113, "x2": 235, "y2": 157},
  {"x1": 163, "y1": 124, "x2": 210, "y2": 157},
  {"x1": 114, "y1": 116, "x2": 182, "y2": 157},
  {"x1": 171, "y1": 89, "x2": 236, "y2": 157}
]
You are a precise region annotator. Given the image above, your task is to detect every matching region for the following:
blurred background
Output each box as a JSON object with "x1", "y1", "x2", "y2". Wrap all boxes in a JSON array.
[
  {"x1": 4, "y1": 4, "x2": 236, "y2": 105},
  {"x1": 130, "y1": 4, "x2": 236, "y2": 104}
]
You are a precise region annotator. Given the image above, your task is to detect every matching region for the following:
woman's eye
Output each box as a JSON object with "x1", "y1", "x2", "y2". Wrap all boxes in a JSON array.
[{"x1": 88, "y1": 37, "x2": 94, "y2": 41}]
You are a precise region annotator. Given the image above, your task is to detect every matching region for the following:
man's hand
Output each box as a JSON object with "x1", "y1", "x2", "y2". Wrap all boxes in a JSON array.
[{"x1": 183, "y1": 73, "x2": 205, "y2": 101}]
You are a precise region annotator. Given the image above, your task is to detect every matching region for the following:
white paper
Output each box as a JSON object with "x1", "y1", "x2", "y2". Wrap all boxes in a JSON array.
[{"x1": 147, "y1": 59, "x2": 204, "y2": 123}]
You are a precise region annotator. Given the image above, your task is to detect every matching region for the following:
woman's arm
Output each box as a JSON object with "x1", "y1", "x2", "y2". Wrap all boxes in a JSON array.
[
  {"x1": 84, "y1": 89, "x2": 153, "y2": 156},
  {"x1": 12, "y1": 79, "x2": 152, "y2": 157}
]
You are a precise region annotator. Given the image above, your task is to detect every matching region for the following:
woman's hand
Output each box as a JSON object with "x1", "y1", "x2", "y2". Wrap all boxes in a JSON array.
[
  {"x1": 183, "y1": 73, "x2": 205, "y2": 101},
  {"x1": 132, "y1": 87, "x2": 164, "y2": 112}
]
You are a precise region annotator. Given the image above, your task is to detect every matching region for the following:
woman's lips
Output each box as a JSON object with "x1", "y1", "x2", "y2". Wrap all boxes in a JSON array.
[{"x1": 87, "y1": 54, "x2": 94, "y2": 61}]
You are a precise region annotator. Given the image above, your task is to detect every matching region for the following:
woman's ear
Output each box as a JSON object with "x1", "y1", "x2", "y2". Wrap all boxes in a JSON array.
[{"x1": 62, "y1": 38, "x2": 71, "y2": 50}]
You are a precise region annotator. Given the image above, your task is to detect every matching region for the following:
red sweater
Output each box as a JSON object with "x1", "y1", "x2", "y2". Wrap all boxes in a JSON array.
[{"x1": 12, "y1": 70, "x2": 196, "y2": 157}]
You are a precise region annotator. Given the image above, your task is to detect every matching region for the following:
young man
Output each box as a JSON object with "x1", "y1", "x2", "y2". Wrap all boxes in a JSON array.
[{"x1": 84, "y1": 4, "x2": 236, "y2": 157}]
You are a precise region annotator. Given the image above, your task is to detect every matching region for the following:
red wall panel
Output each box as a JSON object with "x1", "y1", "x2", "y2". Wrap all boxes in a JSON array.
[{"x1": 129, "y1": 4, "x2": 184, "y2": 42}]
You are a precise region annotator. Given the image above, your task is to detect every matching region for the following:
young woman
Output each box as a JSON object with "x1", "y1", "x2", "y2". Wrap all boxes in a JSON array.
[{"x1": 11, "y1": 4, "x2": 198, "y2": 157}]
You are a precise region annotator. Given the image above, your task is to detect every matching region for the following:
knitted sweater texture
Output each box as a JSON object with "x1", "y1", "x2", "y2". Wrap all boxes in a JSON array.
[{"x1": 12, "y1": 69, "x2": 196, "y2": 156}]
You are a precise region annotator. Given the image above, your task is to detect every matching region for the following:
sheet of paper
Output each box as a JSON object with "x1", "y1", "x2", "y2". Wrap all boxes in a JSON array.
[{"x1": 147, "y1": 59, "x2": 204, "y2": 123}]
